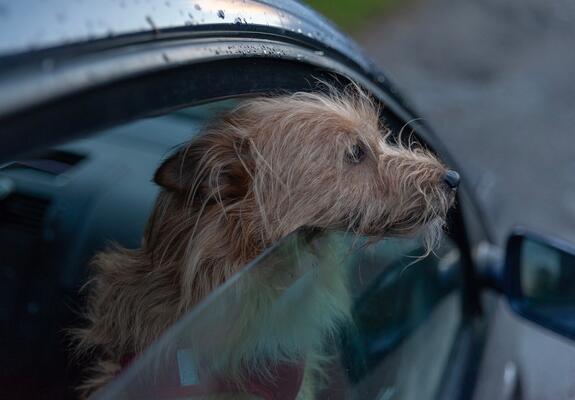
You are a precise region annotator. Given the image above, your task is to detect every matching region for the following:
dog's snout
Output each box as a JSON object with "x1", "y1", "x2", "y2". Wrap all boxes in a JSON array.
[{"x1": 443, "y1": 170, "x2": 460, "y2": 190}]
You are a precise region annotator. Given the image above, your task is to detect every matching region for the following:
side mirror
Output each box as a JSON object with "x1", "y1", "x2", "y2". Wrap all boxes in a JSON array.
[{"x1": 505, "y1": 228, "x2": 575, "y2": 341}]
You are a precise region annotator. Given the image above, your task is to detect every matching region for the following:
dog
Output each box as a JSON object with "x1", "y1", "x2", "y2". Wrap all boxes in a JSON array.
[{"x1": 74, "y1": 85, "x2": 457, "y2": 399}]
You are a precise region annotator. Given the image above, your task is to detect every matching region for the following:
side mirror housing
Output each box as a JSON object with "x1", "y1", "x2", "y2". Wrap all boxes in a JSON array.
[{"x1": 504, "y1": 228, "x2": 575, "y2": 341}]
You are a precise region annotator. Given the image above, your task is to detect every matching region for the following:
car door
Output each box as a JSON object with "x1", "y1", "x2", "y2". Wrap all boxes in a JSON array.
[{"x1": 0, "y1": 1, "x2": 492, "y2": 399}]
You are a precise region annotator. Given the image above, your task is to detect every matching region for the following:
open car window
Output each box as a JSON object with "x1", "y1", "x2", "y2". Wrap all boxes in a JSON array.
[{"x1": 94, "y1": 229, "x2": 462, "y2": 400}]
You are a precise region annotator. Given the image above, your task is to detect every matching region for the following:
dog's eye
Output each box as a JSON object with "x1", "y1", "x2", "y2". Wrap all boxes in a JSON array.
[{"x1": 346, "y1": 144, "x2": 365, "y2": 164}]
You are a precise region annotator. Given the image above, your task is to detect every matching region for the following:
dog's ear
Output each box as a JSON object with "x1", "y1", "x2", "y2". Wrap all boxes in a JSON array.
[
  {"x1": 153, "y1": 150, "x2": 198, "y2": 193},
  {"x1": 154, "y1": 131, "x2": 252, "y2": 202}
]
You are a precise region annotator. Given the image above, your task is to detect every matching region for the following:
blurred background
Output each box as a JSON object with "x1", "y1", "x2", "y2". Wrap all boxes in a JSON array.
[
  {"x1": 307, "y1": 0, "x2": 575, "y2": 247},
  {"x1": 305, "y1": 0, "x2": 575, "y2": 398}
]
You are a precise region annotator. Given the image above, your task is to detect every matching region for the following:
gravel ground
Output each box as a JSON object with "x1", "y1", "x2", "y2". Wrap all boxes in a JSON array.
[
  {"x1": 357, "y1": 0, "x2": 575, "y2": 245},
  {"x1": 356, "y1": 1, "x2": 575, "y2": 398}
]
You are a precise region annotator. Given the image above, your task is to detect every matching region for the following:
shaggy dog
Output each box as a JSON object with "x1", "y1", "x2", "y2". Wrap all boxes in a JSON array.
[{"x1": 75, "y1": 86, "x2": 458, "y2": 399}]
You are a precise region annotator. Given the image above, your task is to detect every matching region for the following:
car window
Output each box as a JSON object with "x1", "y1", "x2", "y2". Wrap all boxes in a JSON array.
[
  {"x1": 94, "y1": 229, "x2": 462, "y2": 400},
  {"x1": 0, "y1": 97, "x2": 463, "y2": 400}
]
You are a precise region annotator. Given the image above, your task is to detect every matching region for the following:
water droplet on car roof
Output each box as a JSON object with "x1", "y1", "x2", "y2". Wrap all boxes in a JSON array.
[{"x1": 194, "y1": 4, "x2": 201, "y2": 11}]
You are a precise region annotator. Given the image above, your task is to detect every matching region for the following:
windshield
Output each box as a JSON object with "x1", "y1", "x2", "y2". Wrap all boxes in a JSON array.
[{"x1": 94, "y1": 229, "x2": 461, "y2": 400}]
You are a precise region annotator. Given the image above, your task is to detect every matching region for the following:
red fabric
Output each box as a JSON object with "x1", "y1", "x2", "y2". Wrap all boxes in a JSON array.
[{"x1": 119, "y1": 355, "x2": 305, "y2": 400}]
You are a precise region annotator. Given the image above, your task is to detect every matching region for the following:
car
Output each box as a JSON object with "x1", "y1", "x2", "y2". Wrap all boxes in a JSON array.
[{"x1": 1, "y1": 1, "x2": 573, "y2": 399}]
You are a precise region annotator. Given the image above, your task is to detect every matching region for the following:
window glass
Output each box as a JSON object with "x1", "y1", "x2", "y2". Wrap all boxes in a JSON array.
[{"x1": 96, "y1": 229, "x2": 461, "y2": 400}]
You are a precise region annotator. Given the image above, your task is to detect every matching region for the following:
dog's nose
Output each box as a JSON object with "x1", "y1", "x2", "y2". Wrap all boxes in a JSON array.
[{"x1": 443, "y1": 170, "x2": 460, "y2": 190}]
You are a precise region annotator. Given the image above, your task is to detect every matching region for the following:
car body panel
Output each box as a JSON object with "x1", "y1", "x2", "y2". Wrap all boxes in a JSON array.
[{"x1": 0, "y1": 0, "x2": 367, "y2": 67}]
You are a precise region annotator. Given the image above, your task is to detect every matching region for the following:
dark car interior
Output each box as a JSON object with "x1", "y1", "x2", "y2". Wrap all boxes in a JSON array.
[{"x1": 0, "y1": 107, "x2": 221, "y2": 398}]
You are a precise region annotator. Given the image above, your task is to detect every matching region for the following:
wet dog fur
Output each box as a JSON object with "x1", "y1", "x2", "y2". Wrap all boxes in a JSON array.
[{"x1": 74, "y1": 85, "x2": 455, "y2": 398}]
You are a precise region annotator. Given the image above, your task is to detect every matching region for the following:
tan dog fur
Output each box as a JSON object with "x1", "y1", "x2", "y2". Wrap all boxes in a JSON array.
[{"x1": 74, "y1": 85, "x2": 455, "y2": 398}]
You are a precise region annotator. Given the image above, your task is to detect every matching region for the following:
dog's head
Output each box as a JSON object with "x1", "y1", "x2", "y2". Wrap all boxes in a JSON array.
[{"x1": 154, "y1": 87, "x2": 457, "y2": 253}]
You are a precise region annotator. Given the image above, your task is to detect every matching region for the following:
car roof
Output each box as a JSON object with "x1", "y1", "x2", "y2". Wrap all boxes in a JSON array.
[
  {"x1": 0, "y1": 0, "x2": 380, "y2": 77},
  {"x1": 0, "y1": 0, "x2": 419, "y2": 140}
]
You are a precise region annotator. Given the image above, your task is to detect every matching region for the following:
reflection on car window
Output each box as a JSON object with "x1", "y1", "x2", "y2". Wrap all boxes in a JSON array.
[{"x1": 95, "y1": 229, "x2": 461, "y2": 400}]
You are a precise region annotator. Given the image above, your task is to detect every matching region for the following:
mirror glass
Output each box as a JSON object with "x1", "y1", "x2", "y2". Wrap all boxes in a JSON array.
[{"x1": 516, "y1": 235, "x2": 575, "y2": 338}]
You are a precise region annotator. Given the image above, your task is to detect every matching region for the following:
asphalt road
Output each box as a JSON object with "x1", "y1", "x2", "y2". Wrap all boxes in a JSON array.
[
  {"x1": 357, "y1": 1, "x2": 575, "y2": 398},
  {"x1": 358, "y1": 0, "x2": 575, "y2": 245}
]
